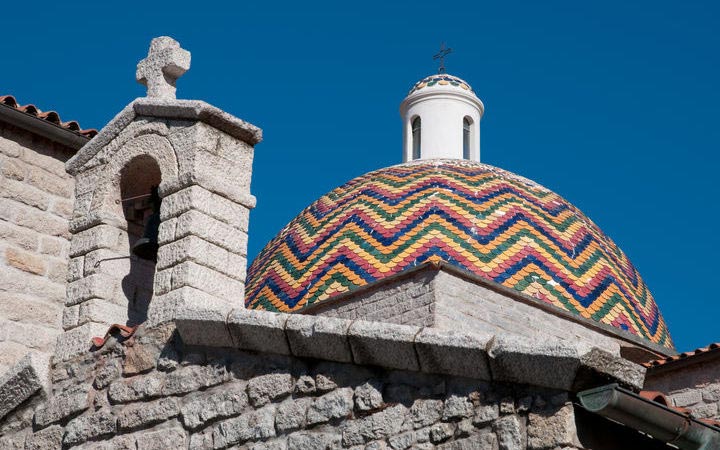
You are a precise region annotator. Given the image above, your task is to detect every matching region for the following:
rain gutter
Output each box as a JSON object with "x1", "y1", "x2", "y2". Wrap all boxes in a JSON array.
[{"x1": 578, "y1": 384, "x2": 720, "y2": 450}]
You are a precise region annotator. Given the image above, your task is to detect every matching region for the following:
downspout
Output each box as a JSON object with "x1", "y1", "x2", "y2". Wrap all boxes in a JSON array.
[{"x1": 578, "y1": 384, "x2": 720, "y2": 450}]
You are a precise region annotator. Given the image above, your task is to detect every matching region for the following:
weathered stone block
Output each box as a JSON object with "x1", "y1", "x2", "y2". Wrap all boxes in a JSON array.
[
  {"x1": 494, "y1": 415, "x2": 523, "y2": 450},
  {"x1": 429, "y1": 422, "x2": 455, "y2": 443},
  {"x1": 67, "y1": 257, "x2": 84, "y2": 282},
  {"x1": 0, "y1": 154, "x2": 25, "y2": 178},
  {"x1": 527, "y1": 404, "x2": 579, "y2": 449},
  {"x1": 227, "y1": 309, "x2": 291, "y2": 356},
  {"x1": 294, "y1": 375, "x2": 316, "y2": 396},
  {"x1": 78, "y1": 299, "x2": 129, "y2": 326},
  {"x1": 157, "y1": 235, "x2": 246, "y2": 281},
  {"x1": 286, "y1": 431, "x2": 341, "y2": 450},
  {"x1": 160, "y1": 185, "x2": 251, "y2": 231},
  {"x1": 0, "y1": 263, "x2": 64, "y2": 303},
  {"x1": 575, "y1": 348, "x2": 646, "y2": 391},
  {"x1": 5, "y1": 247, "x2": 46, "y2": 275},
  {"x1": 410, "y1": 399, "x2": 443, "y2": 429},
  {"x1": 65, "y1": 273, "x2": 118, "y2": 306},
  {"x1": 488, "y1": 334, "x2": 586, "y2": 391},
  {"x1": 39, "y1": 235, "x2": 69, "y2": 258},
  {"x1": 157, "y1": 217, "x2": 177, "y2": 245},
  {"x1": 0, "y1": 352, "x2": 49, "y2": 420},
  {"x1": 0, "y1": 291, "x2": 62, "y2": 330},
  {"x1": 354, "y1": 380, "x2": 384, "y2": 412},
  {"x1": 248, "y1": 373, "x2": 293, "y2": 407},
  {"x1": 415, "y1": 327, "x2": 492, "y2": 380},
  {"x1": 69, "y1": 225, "x2": 124, "y2": 257},
  {"x1": 82, "y1": 248, "x2": 131, "y2": 278},
  {"x1": 108, "y1": 373, "x2": 164, "y2": 404},
  {"x1": 63, "y1": 410, "x2": 117, "y2": 446},
  {"x1": 345, "y1": 403, "x2": 410, "y2": 446},
  {"x1": 307, "y1": 388, "x2": 354, "y2": 425},
  {"x1": 0, "y1": 220, "x2": 39, "y2": 252},
  {"x1": 117, "y1": 397, "x2": 179, "y2": 431},
  {"x1": 212, "y1": 405, "x2": 276, "y2": 448},
  {"x1": 136, "y1": 426, "x2": 188, "y2": 450},
  {"x1": 275, "y1": 397, "x2": 313, "y2": 433},
  {"x1": 8, "y1": 201, "x2": 69, "y2": 238},
  {"x1": 54, "y1": 322, "x2": 109, "y2": 361},
  {"x1": 94, "y1": 359, "x2": 121, "y2": 389},
  {"x1": 672, "y1": 390, "x2": 703, "y2": 408},
  {"x1": 24, "y1": 424, "x2": 63, "y2": 450},
  {"x1": 162, "y1": 363, "x2": 229, "y2": 396},
  {"x1": 436, "y1": 433, "x2": 498, "y2": 450},
  {"x1": 175, "y1": 292, "x2": 234, "y2": 347},
  {"x1": 189, "y1": 429, "x2": 214, "y2": 450},
  {"x1": 473, "y1": 404, "x2": 499, "y2": 426},
  {"x1": 348, "y1": 320, "x2": 420, "y2": 371},
  {"x1": 175, "y1": 210, "x2": 249, "y2": 256},
  {"x1": 168, "y1": 261, "x2": 245, "y2": 299},
  {"x1": 702, "y1": 384, "x2": 720, "y2": 402},
  {"x1": 443, "y1": 395, "x2": 474, "y2": 421},
  {"x1": 181, "y1": 386, "x2": 249, "y2": 430},
  {"x1": 34, "y1": 385, "x2": 90, "y2": 427},
  {"x1": 25, "y1": 165, "x2": 72, "y2": 197},
  {"x1": 285, "y1": 314, "x2": 353, "y2": 363}
]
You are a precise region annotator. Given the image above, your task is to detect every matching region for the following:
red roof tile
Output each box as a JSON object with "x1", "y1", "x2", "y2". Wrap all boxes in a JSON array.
[
  {"x1": 90, "y1": 324, "x2": 138, "y2": 349},
  {"x1": 0, "y1": 94, "x2": 97, "y2": 138},
  {"x1": 643, "y1": 342, "x2": 720, "y2": 368},
  {"x1": 639, "y1": 389, "x2": 720, "y2": 428}
]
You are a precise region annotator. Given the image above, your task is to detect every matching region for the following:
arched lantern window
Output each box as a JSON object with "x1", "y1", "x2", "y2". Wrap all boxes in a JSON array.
[
  {"x1": 412, "y1": 116, "x2": 422, "y2": 159},
  {"x1": 463, "y1": 116, "x2": 472, "y2": 160}
]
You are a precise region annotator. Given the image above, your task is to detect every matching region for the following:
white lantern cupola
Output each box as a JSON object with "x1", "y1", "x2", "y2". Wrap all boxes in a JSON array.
[{"x1": 400, "y1": 73, "x2": 484, "y2": 162}]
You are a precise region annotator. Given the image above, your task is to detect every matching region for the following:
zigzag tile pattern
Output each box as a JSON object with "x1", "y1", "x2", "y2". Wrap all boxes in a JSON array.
[{"x1": 246, "y1": 159, "x2": 673, "y2": 348}]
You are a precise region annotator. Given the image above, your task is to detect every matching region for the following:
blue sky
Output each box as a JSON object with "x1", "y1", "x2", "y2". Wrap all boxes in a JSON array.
[{"x1": 3, "y1": 1, "x2": 719, "y2": 351}]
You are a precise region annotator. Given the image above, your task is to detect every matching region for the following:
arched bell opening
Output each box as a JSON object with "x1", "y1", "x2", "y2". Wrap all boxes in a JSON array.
[{"x1": 119, "y1": 155, "x2": 162, "y2": 326}]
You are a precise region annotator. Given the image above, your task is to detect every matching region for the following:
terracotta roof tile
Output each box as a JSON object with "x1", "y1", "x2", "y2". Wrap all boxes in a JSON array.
[
  {"x1": 90, "y1": 324, "x2": 138, "y2": 349},
  {"x1": 0, "y1": 94, "x2": 97, "y2": 138},
  {"x1": 639, "y1": 389, "x2": 720, "y2": 428},
  {"x1": 643, "y1": 342, "x2": 720, "y2": 368}
]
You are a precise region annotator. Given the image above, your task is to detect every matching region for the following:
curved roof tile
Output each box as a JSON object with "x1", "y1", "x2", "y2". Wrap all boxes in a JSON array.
[{"x1": 0, "y1": 94, "x2": 97, "y2": 138}]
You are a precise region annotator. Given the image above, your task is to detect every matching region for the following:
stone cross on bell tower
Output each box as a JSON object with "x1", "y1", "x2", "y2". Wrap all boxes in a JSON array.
[{"x1": 136, "y1": 36, "x2": 191, "y2": 99}]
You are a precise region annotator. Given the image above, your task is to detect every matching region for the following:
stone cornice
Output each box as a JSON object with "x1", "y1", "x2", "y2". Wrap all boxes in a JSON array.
[
  {"x1": 173, "y1": 292, "x2": 647, "y2": 393},
  {"x1": 66, "y1": 98, "x2": 262, "y2": 175}
]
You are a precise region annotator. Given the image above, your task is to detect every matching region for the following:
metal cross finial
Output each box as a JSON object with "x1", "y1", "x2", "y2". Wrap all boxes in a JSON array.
[
  {"x1": 136, "y1": 36, "x2": 191, "y2": 99},
  {"x1": 433, "y1": 42, "x2": 453, "y2": 74}
]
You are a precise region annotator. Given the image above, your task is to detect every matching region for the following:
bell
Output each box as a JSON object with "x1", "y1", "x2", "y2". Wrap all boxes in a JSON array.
[{"x1": 131, "y1": 187, "x2": 161, "y2": 262}]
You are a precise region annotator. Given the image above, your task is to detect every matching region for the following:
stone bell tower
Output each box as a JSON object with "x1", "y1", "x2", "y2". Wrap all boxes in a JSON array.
[{"x1": 58, "y1": 37, "x2": 262, "y2": 359}]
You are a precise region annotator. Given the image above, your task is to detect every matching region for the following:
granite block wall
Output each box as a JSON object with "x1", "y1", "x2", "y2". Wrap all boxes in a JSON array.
[
  {"x1": 0, "y1": 324, "x2": 587, "y2": 450},
  {"x1": 310, "y1": 270, "x2": 436, "y2": 328},
  {"x1": 644, "y1": 356, "x2": 720, "y2": 421},
  {"x1": 0, "y1": 122, "x2": 76, "y2": 373}
]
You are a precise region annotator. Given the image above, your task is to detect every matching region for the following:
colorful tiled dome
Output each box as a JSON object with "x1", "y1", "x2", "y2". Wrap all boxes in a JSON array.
[
  {"x1": 246, "y1": 159, "x2": 673, "y2": 349},
  {"x1": 408, "y1": 74, "x2": 473, "y2": 95}
]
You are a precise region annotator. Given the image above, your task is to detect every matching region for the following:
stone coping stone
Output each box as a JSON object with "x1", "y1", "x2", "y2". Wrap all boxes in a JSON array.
[
  {"x1": 67, "y1": 98, "x2": 262, "y2": 175},
  {"x1": 0, "y1": 352, "x2": 50, "y2": 420},
  {"x1": 174, "y1": 300, "x2": 646, "y2": 392},
  {"x1": 285, "y1": 314, "x2": 353, "y2": 363}
]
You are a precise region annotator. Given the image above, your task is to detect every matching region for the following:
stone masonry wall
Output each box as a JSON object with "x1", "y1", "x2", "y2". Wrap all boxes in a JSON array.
[
  {"x1": 644, "y1": 357, "x2": 720, "y2": 421},
  {"x1": 310, "y1": 267, "x2": 624, "y2": 357},
  {"x1": 0, "y1": 122, "x2": 77, "y2": 373},
  {"x1": 0, "y1": 324, "x2": 587, "y2": 450},
  {"x1": 310, "y1": 271, "x2": 435, "y2": 328},
  {"x1": 433, "y1": 271, "x2": 624, "y2": 356}
]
